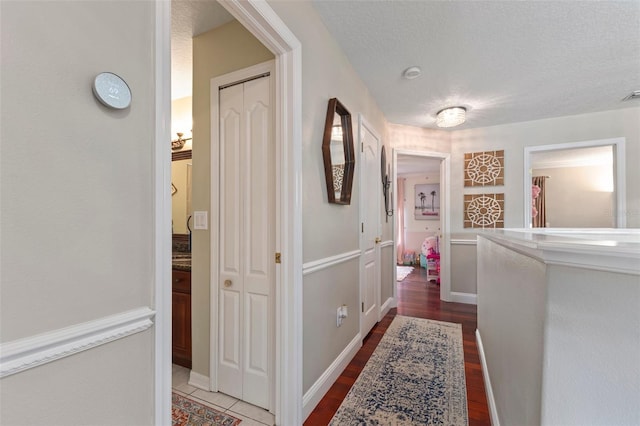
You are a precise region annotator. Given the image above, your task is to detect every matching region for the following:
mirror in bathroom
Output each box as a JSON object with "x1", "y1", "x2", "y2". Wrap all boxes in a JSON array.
[
  {"x1": 322, "y1": 98, "x2": 355, "y2": 204},
  {"x1": 172, "y1": 149, "x2": 192, "y2": 236}
]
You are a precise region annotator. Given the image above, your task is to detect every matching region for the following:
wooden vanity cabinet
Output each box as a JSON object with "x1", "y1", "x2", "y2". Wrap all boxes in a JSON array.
[{"x1": 172, "y1": 269, "x2": 192, "y2": 369}]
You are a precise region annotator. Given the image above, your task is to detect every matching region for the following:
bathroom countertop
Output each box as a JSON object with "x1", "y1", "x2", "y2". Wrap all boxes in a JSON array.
[{"x1": 172, "y1": 253, "x2": 191, "y2": 272}]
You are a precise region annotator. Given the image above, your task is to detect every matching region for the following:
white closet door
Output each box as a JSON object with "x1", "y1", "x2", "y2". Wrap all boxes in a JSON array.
[{"x1": 218, "y1": 75, "x2": 273, "y2": 409}]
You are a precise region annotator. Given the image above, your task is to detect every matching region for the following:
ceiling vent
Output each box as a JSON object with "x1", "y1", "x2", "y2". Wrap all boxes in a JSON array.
[{"x1": 622, "y1": 90, "x2": 640, "y2": 101}]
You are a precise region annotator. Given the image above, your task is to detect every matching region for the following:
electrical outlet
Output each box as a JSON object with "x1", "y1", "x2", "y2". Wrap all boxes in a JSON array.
[{"x1": 337, "y1": 305, "x2": 348, "y2": 327}]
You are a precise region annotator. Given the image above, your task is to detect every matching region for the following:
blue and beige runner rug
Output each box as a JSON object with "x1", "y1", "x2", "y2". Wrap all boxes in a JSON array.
[{"x1": 330, "y1": 315, "x2": 469, "y2": 425}]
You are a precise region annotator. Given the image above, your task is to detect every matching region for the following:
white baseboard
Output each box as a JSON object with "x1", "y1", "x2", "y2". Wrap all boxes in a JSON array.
[
  {"x1": 0, "y1": 307, "x2": 154, "y2": 378},
  {"x1": 380, "y1": 297, "x2": 394, "y2": 318},
  {"x1": 476, "y1": 329, "x2": 500, "y2": 426},
  {"x1": 302, "y1": 333, "x2": 362, "y2": 420},
  {"x1": 450, "y1": 291, "x2": 477, "y2": 305},
  {"x1": 189, "y1": 371, "x2": 211, "y2": 391}
]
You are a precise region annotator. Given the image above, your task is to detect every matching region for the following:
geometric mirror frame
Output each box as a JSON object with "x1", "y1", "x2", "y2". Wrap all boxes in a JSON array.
[{"x1": 322, "y1": 98, "x2": 355, "y2": 205}]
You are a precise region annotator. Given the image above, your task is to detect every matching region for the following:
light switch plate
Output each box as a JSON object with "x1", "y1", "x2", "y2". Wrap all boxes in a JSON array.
[{"x1": 193, "y1": 211, "x2": 208, "y2": 230}]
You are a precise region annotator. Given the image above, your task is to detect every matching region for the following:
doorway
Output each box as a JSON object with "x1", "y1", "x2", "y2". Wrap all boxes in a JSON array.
[
  {"x1": 392, "y1": 149, "x2": 451, "y2": 302},
  {"x1": 212, "y1": 63, "x2": 274, "y2": 410},
  {"x1": 155, "y1": 1, "x2": 302, "y2": 424}
]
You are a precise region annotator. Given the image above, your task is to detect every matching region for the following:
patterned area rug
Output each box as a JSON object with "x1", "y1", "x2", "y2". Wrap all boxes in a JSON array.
[
  {"x1": 330, "y1": 316, "x2": 468, "y2": 425},
  {"x1": 172, "y1": 392, "x2": 241, "y2": 426},
  {"x1": 397, "y1": 266, "x2": 414, "y2": 281}
]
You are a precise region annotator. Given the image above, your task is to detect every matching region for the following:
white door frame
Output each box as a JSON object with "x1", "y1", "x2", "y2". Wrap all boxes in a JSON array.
[
  {"x1": 392, "y1": 149, "x2": 452, "y2": 302},
  {"x1": 523, "y1": 137, "x2": 626, "y2": 228},
  {"x1": 154, "y1": 1, "x2": 303, "y2": 424},
  {"x1": 358, "y1": 115, "x2": 381, "y2": 337},
  {"x1": 210, "y1": 60, "x2": 275, "y2": 409}
]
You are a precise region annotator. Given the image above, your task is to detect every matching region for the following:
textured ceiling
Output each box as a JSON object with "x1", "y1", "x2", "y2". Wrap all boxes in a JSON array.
[
  {"x1": 171, "y1": 0, "x2": 234, "y2": 100},
  {"x1": 312, "y1": 1, "x2": 640, "y2": 130}
]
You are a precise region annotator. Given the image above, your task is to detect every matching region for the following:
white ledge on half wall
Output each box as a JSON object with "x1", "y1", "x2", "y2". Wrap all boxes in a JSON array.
[{"x1": 479, "y1": 228, "x2": 640, "y2": 275}]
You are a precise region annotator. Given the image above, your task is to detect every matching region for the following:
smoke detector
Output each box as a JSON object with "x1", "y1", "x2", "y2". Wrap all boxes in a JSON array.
[{"x1": 402, "y1": 66, "x2": 422, "y2": 80}]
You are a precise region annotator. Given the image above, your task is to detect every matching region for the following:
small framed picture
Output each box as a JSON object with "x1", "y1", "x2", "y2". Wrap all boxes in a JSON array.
[{"x1": 414, "y1": 184, "x2": 439, "y2": 220}]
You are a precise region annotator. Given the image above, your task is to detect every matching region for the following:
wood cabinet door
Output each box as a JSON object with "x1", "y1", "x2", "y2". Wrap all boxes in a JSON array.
[{"x1": 172, "y1": 270, "x2": 191, "y2": 369}]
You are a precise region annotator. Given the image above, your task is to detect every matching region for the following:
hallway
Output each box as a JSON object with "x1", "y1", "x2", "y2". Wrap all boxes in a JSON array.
[{"x1": 305, "y1": 267, "x2": 491, "y2": 425}]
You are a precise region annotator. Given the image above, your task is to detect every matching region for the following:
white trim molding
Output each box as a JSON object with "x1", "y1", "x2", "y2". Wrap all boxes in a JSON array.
[
  {"x1": 303, "y1": 250, "x2": 361, "y2": 276},
  {"x1": 302, "y1": 333, "x2": 362, "y2": 420},
  {"x1": 380, "y1": 296, "x2": 395, "y2": 317},
  {"x1": 1, "y1": 307, "x2": 154, "y2": 378},
  {"x1": 476, "y1": 330, "x2": 500, "y2": 426},
  {"x1": 189, "y1": 371, "x2": 211, "y2": 391},
  {"x1": 450, "y1": 292, "x2": 477, "y2": 305},
  {"x1": 380, "y1": 240, "x2": 394, "y2": 248},
  {"x1": 481, "y1": 229, "x2": 640, "y2": 276},
  {"x1": 451, "y1": 238, "x2": 477, "y2": 246},
  {"x1": 154, "y1": 0, "x2": 172, "y2": 424}
]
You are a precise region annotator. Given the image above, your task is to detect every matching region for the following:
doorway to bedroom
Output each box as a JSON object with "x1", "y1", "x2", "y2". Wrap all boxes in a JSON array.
[{"x1": 393, "y1": 149, "x2": 451, "y2": 302}]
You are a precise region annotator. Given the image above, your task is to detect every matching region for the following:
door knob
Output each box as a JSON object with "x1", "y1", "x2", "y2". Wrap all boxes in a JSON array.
[
  {"x1": 375, "y1": 237, "x2": 381, "y2": 244},
  {"x1": 224, "y1": 279, "x2": 232, "y2": 287}
]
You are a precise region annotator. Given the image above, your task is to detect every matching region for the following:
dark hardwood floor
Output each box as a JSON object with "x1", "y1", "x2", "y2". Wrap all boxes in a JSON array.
[{"x1": 304, "y1": 267, "x2": 491, "y2": 425}]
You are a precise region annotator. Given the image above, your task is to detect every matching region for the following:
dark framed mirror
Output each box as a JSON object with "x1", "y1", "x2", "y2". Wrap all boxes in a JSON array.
[{"x1": 322, "y1": 98, "x2": 355, "y2": 204}]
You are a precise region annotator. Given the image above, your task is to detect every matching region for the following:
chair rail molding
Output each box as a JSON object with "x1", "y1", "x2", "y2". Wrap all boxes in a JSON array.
[
  {"x1": 380, "y1": 239, "x2": 394, "y2": 248},
  {"x1": 303, "y1": 250, "x2": 362, "y2": 276},
  {"x1": 0, "y1": 307, "x2": 155, "y2": 378},
  {"x1": 451, "y1": 238, "x2": 477, "y2": 246}
]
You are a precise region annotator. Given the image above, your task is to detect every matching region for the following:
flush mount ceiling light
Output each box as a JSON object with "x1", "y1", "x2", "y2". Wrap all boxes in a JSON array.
[
  {"x1": 402, "y1": 66, "x2": 422, "y2": 80},
  {"x1": 436, "y1": 106, "x2": 466, "y2": 128}
]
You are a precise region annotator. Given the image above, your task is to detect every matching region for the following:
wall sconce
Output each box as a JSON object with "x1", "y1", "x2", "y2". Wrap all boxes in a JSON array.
[{"x1": 171, "y1": 132, "x2": 192, "y2": 151}]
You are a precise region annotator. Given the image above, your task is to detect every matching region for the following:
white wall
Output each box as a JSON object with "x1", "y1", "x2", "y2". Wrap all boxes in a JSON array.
[
  {"x1": 533, "y1": 164, "x2": 614, "y2": 228},
  {"x1": 478, "y1": 232, "x2": 640, "y2": 425},
  {"x1": 542, "y1": 265, "x2": 640, "y2": 425},
  {"x1": 477, "y1": 237, "x2": 548, "y2": 426},
  {"x1": 450, "y1": 107, "x2": 640, "y2": 295},
  {"x1": 452, "y1": 107, "x2": 640, "y2": 230},
  {"x1": 1, "y1": 1, "x2": 156, "y2": 423}
]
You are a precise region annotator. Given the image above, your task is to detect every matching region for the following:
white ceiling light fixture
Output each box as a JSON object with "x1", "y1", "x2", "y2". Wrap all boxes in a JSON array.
[{"x1": 436, "y1": 106, "x2": 466, "y2": 128}]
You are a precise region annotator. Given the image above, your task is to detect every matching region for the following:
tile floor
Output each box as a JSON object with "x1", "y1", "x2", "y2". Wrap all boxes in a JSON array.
[{"x1": 172, "y1": 364, "x2": 275, "y2": 426}]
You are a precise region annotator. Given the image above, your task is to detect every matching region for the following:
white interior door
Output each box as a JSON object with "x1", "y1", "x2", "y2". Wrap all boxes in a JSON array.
[
  {"x1": 360, "y1": 117, "x2": 381, "y2": 338},
  {"x1": 218, "y1": 74, "x2": 273, "y2": 409}
]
